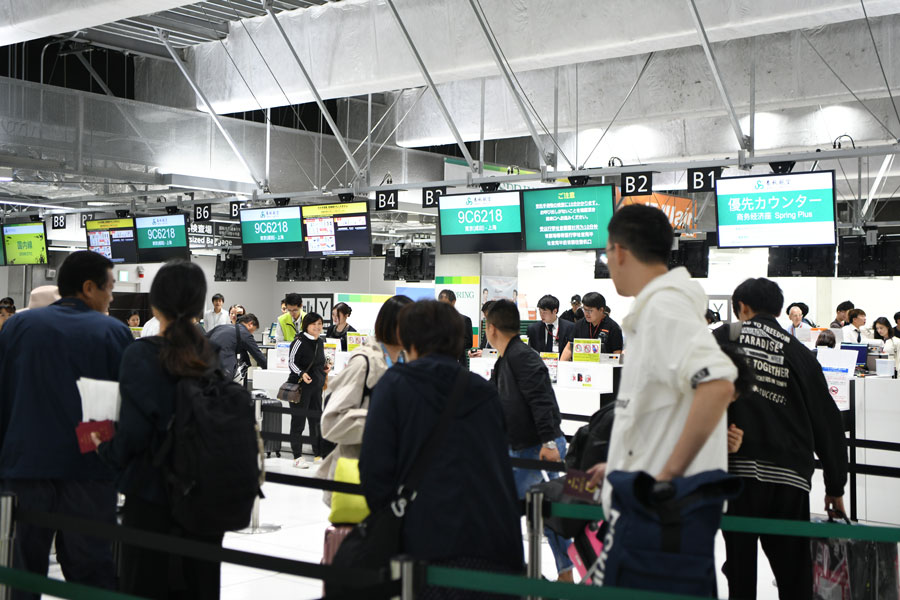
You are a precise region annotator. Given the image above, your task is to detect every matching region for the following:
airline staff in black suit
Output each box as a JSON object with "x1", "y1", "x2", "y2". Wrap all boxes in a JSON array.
[{"x1": 527, "y1": 295, "x2": 575, "y2": 356}]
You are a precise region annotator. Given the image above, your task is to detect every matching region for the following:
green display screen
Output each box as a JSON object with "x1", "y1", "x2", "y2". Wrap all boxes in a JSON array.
[
  {"x1": 716, "y1": 171, "x2": 836, "y2": 248},
  {"x1": 2, "y1": 222, "x2": 47, "y2": 265},
  {"x1": 438, "y1": 192, "x2": 522, "y2": 236},
  {"x1": 522, "y1": 185, "x2": 615, "y2": 251},
  {"x1": 240, "y1": 207, "x2": 303, "y2": 244},
  {"x1": 135, "y1": 215, "x2": 187, "y2": 249}
]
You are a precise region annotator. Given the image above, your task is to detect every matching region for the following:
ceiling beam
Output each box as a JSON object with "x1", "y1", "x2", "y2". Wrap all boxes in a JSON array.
[
  {"x1": 130, "y1": 13, "x2": 228, "y2": 39},
  {"x1": 69, "y1": 30, "x2": 178, "y2": 62}
]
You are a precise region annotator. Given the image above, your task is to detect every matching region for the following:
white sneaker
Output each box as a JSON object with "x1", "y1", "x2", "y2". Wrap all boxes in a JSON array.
[{"x1": 293, "y1": 458, "x2": 309, "y2": 469}]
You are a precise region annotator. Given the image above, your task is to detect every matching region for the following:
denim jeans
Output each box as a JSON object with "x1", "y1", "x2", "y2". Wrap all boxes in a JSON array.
[{"x1": 510, "y1": 435, "x2": 573, "y2": 574}]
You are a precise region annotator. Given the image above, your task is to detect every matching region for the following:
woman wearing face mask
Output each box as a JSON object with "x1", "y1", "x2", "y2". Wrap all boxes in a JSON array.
[
  {"x1": 318, "y1": 295, "x2": 412, "y2": 505},
  {"x1": 325, "y1": 302, "x2": 356, "y2": 351},
  {"x1": 287, "y1": 312, "x2": 330, "y2": 468}
]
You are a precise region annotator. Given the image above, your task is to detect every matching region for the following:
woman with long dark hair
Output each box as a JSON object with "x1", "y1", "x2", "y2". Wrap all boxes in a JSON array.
[
  {"x1": 288, "y1": 312, "x2": 330, "y2": 468},
  {"x1": 94, "y1": 260, "x2": 222, "y2": 599}
]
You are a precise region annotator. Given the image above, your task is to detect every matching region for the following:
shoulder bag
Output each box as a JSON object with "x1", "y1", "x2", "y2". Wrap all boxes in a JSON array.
[
  {"x1": 277, "y1": 339, "x2": 319, "y2": 404},
  {"x1": 327, "y1": 367, "x2": 469, "y2": 594}
]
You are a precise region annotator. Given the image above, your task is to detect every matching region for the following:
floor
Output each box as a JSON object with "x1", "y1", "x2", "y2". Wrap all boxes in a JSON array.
[{"x1": 44, "y1": 455, "x2": 786, "y2": 599}]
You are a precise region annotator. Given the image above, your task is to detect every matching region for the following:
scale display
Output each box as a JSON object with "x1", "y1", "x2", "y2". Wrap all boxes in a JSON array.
[
  {"x1": 438, "y1": 191, "x2": 523, "y2": 254},
  {"x1": 85, "y1": 218, "x2": 138, "y2": 264},
  {"x1": 522, "y1": 185, "x2": 615, "y2": 251},
  {"x1": 2, "y1": 222, "x2": 47, "y2": 265},
  {"x1": 239, "y1": 207, "x2": 305, "y2": 259},
  {"x1": 135, "y1": 214, "x2": 189, "y2": 262},
  {"x1": 716, "y1": 171, "x2": 836, "y2": 248},
  {"x1": 301, "y1": 202, "x2": 371, "y2": 257}
]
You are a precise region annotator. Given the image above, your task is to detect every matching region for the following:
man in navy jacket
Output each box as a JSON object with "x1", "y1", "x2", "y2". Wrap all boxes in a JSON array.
[{"x1": 0, "y1": 251, "x2": 133, "y2": 598}]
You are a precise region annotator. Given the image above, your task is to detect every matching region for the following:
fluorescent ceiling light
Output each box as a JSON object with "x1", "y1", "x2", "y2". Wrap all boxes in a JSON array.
[
  {"x1": 0, "y1": 199, "x2": 76, "y2": 211},
  {"x1": 0, "y1": 167, "x2": 12, "y2": 182}
]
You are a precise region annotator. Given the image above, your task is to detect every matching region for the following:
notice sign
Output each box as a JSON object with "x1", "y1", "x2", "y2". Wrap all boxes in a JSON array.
[
  {"x1": 541, "y1": 352, "x2": 559, "y2": 383},
  {"x1": 347, "y1": 333, "x2": 369, "y2": 352},
  {"x1": 816, "y1": 348, "x2": 857, "y2": 411},
  {"x1": 572, "y1": 338, "x2": 601, "y2": 362},
  {"x1": 716, "y1": 171, "x2": 836, "y2": 248},
  {"x1": 522, "y1": 185, "x2": 614, "y2": 251},
  {"x1": 2, "y1": 222, "x2": 47, "y2": 265},
  {"x1": 241, "y1": 206, "x2": 303, "y2": 245}
]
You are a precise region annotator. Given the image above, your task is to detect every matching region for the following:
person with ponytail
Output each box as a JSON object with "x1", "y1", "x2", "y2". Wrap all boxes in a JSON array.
[{"x1": 94, "y1": 260, "x2": 223, "y2": 599}]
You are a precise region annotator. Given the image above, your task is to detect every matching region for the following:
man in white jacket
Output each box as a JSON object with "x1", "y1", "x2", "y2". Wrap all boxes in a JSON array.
[{"x1": 591, "y1": 205, "x2": 737, "y2": 517}]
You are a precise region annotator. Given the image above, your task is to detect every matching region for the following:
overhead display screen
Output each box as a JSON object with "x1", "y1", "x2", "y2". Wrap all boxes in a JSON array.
[
  {"x1": 240, "y1": 206, "x2": 305, "y2": 259},
  {"x1": 716, "y1": 170, "x2": 836, "y2": 248},
  {"x1": 2, "y1": 222, "x2": 48, "y2": 265},
  {"x1": 438, "y1": 191, "x2": 523, "y2": 254},
  {"x1": 85, "y1": 218, "x2": 138, "y2": 264},
  {"x1": 301, "y1": 202, "x2": 371, "y2": 257},
  {"x1": 522, "y1": 185, "x2": 615, "y2": 251},
  {"x1": 135, "y1": 214, "x2": 189, "y2": 263}
]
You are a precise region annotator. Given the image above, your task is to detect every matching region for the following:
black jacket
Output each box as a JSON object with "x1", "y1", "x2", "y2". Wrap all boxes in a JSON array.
[
  {"x1": 559, "y1": 307, "x2": 584, "y2": 323},
  {"x1": 325, "y1": 323, "x2": 357, "y2": 352},
  {"x1": 526, "y1": 318, "x2": 575, "y2": 355},
  {"x1": 359, "y1": 354, "x2": 523, "y2": 568},
  {"x1": 491, "y1": 337, "x2": 562, "y2": 450},
  {"x1": 98, "y1": 338, "x2": 178, "y2": 505},
  {"x1": 208, "y1": 323, "x2": 267, "y2": 379},
  {"x1": 713, "y1": 316, "x2": 848, "y2": 496},
  {"x1": 288, "y1": 334, "x2": 327, "y2": 391}
]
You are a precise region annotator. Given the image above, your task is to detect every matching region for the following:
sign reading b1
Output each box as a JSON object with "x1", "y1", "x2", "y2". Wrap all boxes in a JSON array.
[
  {"x1": 622, "y1": 172, "x2": 653, "y2": 196},
  {"x1": 687, "y1": 167, "x2": 721, "y2": 193},
  {"x1": 422, "y1": 186, "x2": 446, "y2": 209},
  {"x1": 375, "y1": 190, "x2": 398, "y2": 211},
  {"x1": 194, "y1": 204, "x2": 212, "y2": 222}
]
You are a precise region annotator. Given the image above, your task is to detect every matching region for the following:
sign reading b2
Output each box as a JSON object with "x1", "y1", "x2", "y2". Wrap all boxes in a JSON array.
[{"x1": 622, "y1": 172, "x2": 653, "y2": 196}]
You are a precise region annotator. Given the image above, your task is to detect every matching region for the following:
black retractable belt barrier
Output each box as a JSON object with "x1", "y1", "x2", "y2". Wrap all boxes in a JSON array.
[
  {"x1": 259, "y1": 432, "x2": 314, "y2": 445},
  {"x1": 264, "y1": 472, "x2": 363, "y2": 495},
  {"x1": 15, "y1": 509, "x2": 386, "y2": 586},
  {"x1": 509, "y1": 457, "x2": 567, "y2": 472},
  {"x1": 260, "y1": 404, "x2": 322, "y2": 418},
  {"x1": 560, "y1": 412, "x2": 591, "y2": 423}
]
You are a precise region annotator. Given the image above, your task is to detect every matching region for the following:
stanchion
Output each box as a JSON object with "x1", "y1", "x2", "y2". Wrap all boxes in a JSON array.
[
  {"x1": 237, "y1": 398, "x2": 281, "y2": 535},
  {"x1": 391, "y1": 556, "x2": 416, "y2": 600},
  {"x1": 525, "y1": 489, "x2": 543, "y2": 600},
  {"x1": 0, "y1": 494, "x2": 15, "y2": 600}
]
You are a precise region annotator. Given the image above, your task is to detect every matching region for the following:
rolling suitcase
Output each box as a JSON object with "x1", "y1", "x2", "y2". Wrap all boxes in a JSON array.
[
  {"x1": 261, "y1": 398, "x2": 283, "y2": 458},
  {"x1": 322, "y1": 525, "x2": 354, "y2": 595}
]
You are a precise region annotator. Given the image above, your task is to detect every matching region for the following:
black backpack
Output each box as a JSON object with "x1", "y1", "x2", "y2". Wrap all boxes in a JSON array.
[{"x1": 155, "y1": 371, "x2": 264, "y2": 535}]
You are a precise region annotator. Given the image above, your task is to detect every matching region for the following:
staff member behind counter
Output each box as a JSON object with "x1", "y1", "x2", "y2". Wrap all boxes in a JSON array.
[
  {"x1": 560, "y1": 292, "x2": 623, "y2": 361},
  {"x1": 527, "y1": 294, "x2": 575, "y2": 356}
]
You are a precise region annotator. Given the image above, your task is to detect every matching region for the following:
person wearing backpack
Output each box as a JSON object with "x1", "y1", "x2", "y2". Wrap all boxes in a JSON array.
[
  {"x1": 359, "y1": 300, "x2": 524, "y2": 595},
  {"x1": 94, "y1": 260, "x2": 253, "y2": 599},
  {"x1": 318, "y1": 295, "x2": 413, "y2": 506}
]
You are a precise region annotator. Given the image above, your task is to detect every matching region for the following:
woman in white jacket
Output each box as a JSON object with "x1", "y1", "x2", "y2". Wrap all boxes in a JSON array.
[
  {"x1": 874, "y1": 317, "x2": 900, "y2": 373},
  {"x1": 317, "y1": 295, "x2": 413, "y2": 505}
]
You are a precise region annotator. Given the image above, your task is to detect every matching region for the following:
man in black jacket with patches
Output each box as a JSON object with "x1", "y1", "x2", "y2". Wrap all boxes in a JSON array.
[
  {"x1": 487, "y1": 300, "x2": 574, "y2": 582},
  {"x1": 713, "y1": 278, "x2": 848, "y2": 600}
]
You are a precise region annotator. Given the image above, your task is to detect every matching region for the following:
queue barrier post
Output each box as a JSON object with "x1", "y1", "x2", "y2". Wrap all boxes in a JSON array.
[
  {"x1": 236, "y1": 399, "x2": 281, "y2": 535},
  {"x1": 525, "y1": 489, "x2": 544, "y2": 600},
  {"x1": 391, "y1": 556, "x2": 417, "y2": 600},
  {"x1": 0, "y1": 494, "x2": 14, "y2": 600}
]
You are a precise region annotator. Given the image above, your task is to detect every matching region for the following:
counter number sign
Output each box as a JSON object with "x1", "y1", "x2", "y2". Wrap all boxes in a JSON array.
[
  {"x1": 376, "y1": 190, "x2": 398, "y2": 211},
  {"x1": 622, "y1": 172, "x2": 653, "y2": 196},
  {"x1": 422, "y1": 186, "x2": 446, "y2": 209},
  {"x1": 230, "y1": 201, "x2": 245, "y2": 219},
  {"x1": 80, "y1": 213, "x2": 95, "y2": 228},
  {"x1": 687, "y1": 167, "x2": 720, "y2": 193},
  {"x1": 194, "y1": 204, "x2": 212, "y2": 222},
  {"x1": 51, "y1": 215, "x2": 67, "y2": 230}
]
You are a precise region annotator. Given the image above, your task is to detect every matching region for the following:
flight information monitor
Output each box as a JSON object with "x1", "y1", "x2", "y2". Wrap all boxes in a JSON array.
[
  {"x1": 521, "y1": 184, "x2": 615, "y2": 251},
  {"x1": 240, "y1": 206, "x2": 305, "y2": 259},
  {"x1": 301, "y1": 202, "x2": 371, "y2": 257},
  {"x1": 438, "y1": 191, "x2": 523, "y2": 254},
  {"x1": 715, "y1": 170, "x2": 836, "y2": 248},
  {"x1": 135, "y1": 214, "x2": 189, "y2": 263},
  {"x1": 2, "y1": 221, "x2": 47, "y2": 265},
  {"x1": 85, "y1": 218, "x2": 138, "y2": 264}
]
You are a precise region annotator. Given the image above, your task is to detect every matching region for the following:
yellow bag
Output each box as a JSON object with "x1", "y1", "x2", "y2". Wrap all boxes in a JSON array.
[{"x1": 328, "y1": 457, "x2": 370, "y2": 525}]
